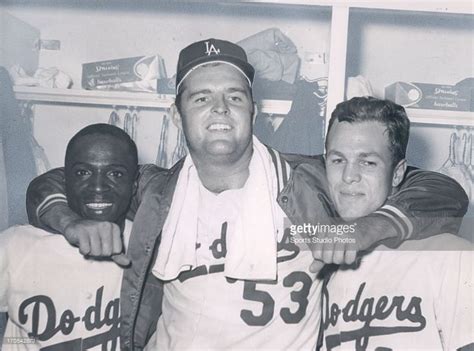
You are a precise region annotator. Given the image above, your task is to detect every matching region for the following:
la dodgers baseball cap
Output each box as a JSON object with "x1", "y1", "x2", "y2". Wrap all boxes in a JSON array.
[{"x1": 176, "y1": 38, "x2": 255, "y2": 92}]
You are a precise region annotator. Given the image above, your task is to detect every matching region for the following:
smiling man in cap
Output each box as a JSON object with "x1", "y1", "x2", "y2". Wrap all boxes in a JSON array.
[{"x1": 25, "y1": 38, "x2": 468, "y2": 350}]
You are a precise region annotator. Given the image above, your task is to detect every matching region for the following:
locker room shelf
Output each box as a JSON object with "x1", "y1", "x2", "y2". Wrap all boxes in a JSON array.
[
  {"x1": 13, "y1": 86, "x2": 174, "y2": 109},
  {"x1": 14, "y1": 86, "x2": 472, "y2": 126},
  {"x1": 13, "y1": 86, "x2": 294, "y2": 115},
  {"x1": 406, "y1": 108, "x2": 473, "y2": 127}
]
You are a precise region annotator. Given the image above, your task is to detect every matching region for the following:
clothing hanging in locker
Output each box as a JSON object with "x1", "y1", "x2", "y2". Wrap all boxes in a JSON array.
[
  {"x1": 0, "y1": 66, "x2": 38, "y2": 227},
  {"x1": 438, "y1": 128, "x2": 473, "y2": 201},
  {"x1": 108, "y1": 106, "x2": 140, "y2": 143}
]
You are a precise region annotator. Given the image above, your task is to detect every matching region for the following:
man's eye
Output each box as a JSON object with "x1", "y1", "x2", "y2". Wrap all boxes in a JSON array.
[
  {"x1": 229, "y1": 95, "x2": 242, "y2": 102},
  {"x1": 194, "y1": 96, "x2": 208, "y2": 103},
  {"x1": 109, "y1": 171, "x2": 123, "y2": 178},
  {"x1": 331, "y1": 158, "x2": 344, "y2": 165},
  {"x1": 361, "y1": 160, "x2": 377, "y2": 167},
  {"x1": 75, "y1": 170, "x2": 90, "y2": 176}
]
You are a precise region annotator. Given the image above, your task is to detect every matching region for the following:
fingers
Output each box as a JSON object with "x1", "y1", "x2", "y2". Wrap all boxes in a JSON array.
[
  {"x1": 97, "y1": 224, "x2": 122, "y2": 256},
  {"x1": 89, "y1": 231, "x2": 102, "y2": 256},
  {"x1": 112, "y1": 254, "x2": 131, "y2": 268},
  {"x1": 77, "y1": 235, "x2": 91, "y2": 256},
  {"x1": 65, "y1": 219, "x2": 124, "y2": 259},
  {"x1": 111, "y1": 226, "x2": 123, "y2": 255},
  {"x1": 311, "y1": 243, "x2": 323, "y2": 264},
  {"x1": 343, "y1": 249, "x2": 357, "y2": 265},
  {"x1": 87, "y1": 222, "x2": 122, "y2": 257},
  {"x1": 309, "y1": 259, "x2": 324, "y2": 273},
  {"x1": 310, "y1": 234, "x2": 358, "y2": 271},
  {"x1": 331, "y1": 240, "x2": 346, "y2": 265},
  {"x1": 322, "y1": 242, "x2": 336, "y2": 264}
]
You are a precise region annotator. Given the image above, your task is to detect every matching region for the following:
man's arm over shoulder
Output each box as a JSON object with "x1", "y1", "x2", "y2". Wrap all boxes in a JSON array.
[
  {"x1": 26, "y1": 167, "x2": 67, "y2": 231},
  {"x1": 25, "y1": 164, "x2": 167, "y2": 263},
  {"x1": 381, "y1": 167, "x2": 469, "y2": 243},
  {"x1": 26, "y1": 164, "x2": 166, "y2": 231},
  {"x1": 283, "y1": 156, "x2": 469, "y2": 267},
  {"x1": 288, "y1": 157, "x2": 468, "y2": 242}
]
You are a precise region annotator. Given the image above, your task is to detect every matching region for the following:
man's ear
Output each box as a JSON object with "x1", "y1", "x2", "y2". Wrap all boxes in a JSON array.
[
  {"x1": 392, "y1": 159, "x2": 407, "y2": 187},
  {"x1": 252, "y1": 102, "x2": 258, "y2": 125},
  {"x1": 170, "y1": 103, "x2": 183, "y2": 130},
  {"x1": 132, "y1": 172, "x2": 139, "y2": 196}
]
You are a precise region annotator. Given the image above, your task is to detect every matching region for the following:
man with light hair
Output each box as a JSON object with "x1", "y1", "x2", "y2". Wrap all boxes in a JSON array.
[{"x1": 320, "y1": 96, "x2": 473, "y2": 350}]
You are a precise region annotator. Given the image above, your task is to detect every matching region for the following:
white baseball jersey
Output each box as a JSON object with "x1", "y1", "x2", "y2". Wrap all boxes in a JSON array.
[
  {"x1": 156, "y1": 185, "x2": 322, "y2": 350},
  {"x1": 321, "y1": 234, "x2": 473, "y2": 351},
  {"x1": 0, "y1": 221, "x2": 131, "y2": 351}
]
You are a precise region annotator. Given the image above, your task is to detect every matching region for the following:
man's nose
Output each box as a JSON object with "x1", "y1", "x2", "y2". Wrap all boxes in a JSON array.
[
  {"x1": 212, "y1": 95, "x2": 229, "y2": 115},
  {"x1": 342, "y1": 163, "x2": 361, "y2": 184},
  {"x1": 88, "y1": 173, "x2": 110, "y2": 193}
]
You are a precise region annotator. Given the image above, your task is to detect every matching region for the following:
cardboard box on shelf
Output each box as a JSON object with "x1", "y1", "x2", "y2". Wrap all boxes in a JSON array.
[
  {"x1": 385, "y1": 81, "x2": 472, "y2": 112},
  {"x1": 455, "y1": 78, "x2": 474, "y2": 112},
  {"x1": 82, "y1": 55, "x2": 167, "y2": 92},
  {"x1": 157, "y1": 77, "x2": 176, "y2": 95}
]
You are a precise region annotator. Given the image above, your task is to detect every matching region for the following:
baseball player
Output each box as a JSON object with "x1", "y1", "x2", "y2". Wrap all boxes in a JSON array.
[
  {"x1": 0, "y1": 124, "x2": 137, "y2": 350},
  {"x1": 320, "y1": 97, "x2": 473, "y2": 350}
]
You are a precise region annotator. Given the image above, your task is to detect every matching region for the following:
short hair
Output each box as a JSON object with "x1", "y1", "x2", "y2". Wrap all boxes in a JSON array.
[
  {"x1": 65, "y1": 123, "x2": 138, "y2": 169},
  {"x1": 326, "y1": 96, "x2": 410, "y2": 165}
]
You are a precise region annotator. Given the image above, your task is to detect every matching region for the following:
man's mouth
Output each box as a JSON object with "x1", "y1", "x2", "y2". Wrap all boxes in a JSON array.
[
  {"x1": 85, "y1": 202, "x2": 113, "y2": 210},
  {"x1": 207, "y1": 123, "x2": 232, "y2": 131},
  {"x1": 340, "y1": 191, "x2": 364, "y2": 197}
]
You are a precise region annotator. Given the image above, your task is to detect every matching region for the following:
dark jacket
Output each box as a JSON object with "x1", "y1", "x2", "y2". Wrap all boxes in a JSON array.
[{"x1": 26, "y1": 150, "x2": 469, "y2": 350}]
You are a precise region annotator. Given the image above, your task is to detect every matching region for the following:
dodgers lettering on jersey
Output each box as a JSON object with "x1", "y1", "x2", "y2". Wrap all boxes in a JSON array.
[
  {"x1": 178, "y1": 225, "x2": 312, "y2": 325},
  {"x1": 322, "y1": 281, "x2": 426, "y2": 351},
  {"x1": 16, "y1": 286, "x2": 120, "y2": 350},
  {"x1": 0, "y1": 223, "x2": 132, "y2": 351},
  {"x1": 321, "y1": 235, "x2": 473, "y2": 351},
  {"x1": 156, "y1": 219, "x2": 322, "y2": 350}
]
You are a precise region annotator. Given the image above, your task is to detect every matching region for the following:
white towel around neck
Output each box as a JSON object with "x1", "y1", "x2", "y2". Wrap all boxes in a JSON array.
[{"x1": 152, "y1": 137, "x2": 285, "y2": 281}]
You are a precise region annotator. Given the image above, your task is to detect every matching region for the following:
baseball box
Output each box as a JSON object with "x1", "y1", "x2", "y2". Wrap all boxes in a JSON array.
[
  {"x1": 385, "y1": 81, "x2": 472, "y2": 111},
  {"x1": 82, "y1": 55, "x2": 167, "y2": 92}
]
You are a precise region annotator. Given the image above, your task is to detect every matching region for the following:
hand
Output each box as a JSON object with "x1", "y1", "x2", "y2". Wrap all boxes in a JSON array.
[
  {"x1": 309, "y1": 235, "x2": 357, "y2": 273},
  {"x1": 64, "y1": 219, "x2": 131, "y2": 267},
  {"x1": 308, "y1": 216, "x2": 397, "y2": 273}
]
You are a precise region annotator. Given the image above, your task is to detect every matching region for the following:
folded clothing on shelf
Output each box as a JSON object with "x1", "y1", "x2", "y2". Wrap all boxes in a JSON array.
[
  {"x1": 9, "y1": 65, "x2": 72, "y2": 89},
  {"x1": 238, "y1": 28, "x2": 300, "y2": 84}
]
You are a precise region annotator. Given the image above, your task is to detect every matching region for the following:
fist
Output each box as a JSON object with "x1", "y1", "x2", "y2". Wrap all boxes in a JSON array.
[
  {"x1": 64, "y1": 219, "x2": 131, "y2": 267},
  {"x1": 308, "y1": 216, "x2": 393, "y2": 273}
]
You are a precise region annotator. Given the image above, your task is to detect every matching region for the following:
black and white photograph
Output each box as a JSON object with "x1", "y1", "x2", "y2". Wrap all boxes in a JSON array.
[{"x1": 0, "y1": 1, "x2": 473, "y2": 350}]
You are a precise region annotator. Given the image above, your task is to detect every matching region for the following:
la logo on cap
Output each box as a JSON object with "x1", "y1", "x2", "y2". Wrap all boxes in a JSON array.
[{"x1": 205, "y1": 41, "x2": 221, "y2": 56}]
